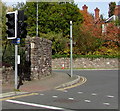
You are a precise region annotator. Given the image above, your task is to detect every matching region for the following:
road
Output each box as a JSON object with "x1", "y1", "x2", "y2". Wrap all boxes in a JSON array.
[{"x1": 2, "y1": 70, "x2": 118, "y2": 110}]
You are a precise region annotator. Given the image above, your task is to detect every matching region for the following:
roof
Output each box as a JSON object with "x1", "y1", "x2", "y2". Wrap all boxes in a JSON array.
[{"x1": 105, "y1": 15, "x2": 116, "y2": 23}]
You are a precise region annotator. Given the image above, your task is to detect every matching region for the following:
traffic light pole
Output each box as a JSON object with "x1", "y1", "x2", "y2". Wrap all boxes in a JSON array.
[
  {"x1": 15, "y1": 10, "x2": 18, "y2": 90},
  {"x1": 15, "y1": 44, "x2": 18, "y2": 90},
  {"x1": 6, "y1": 10, "x2": 27, "y2": 91}
]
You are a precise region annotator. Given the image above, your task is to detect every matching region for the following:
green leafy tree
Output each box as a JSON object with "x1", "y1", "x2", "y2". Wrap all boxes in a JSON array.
[
  {"x1": 12, "y1": 2, "x2": 25, "y2": 10},
  {"x1": 108, "y1": 2, "x2": 116, "y2": 17},
  {"x1": 1, "y1": 2, "x2": 7, "y2": 39},
  {"x1": 1, "y1": 2, "x2": 9, "y2": 62},
  {"x1": 22, "y1": 2, "x2": 83, "y2": 37},
  {"x1": 41, "y1": 32, "x2": 69, "y2": 55},
  {"x1": 17, "y1": 2, "x2": 83, "y2": 55}
]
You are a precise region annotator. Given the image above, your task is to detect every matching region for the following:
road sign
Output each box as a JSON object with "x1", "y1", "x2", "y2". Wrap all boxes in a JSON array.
[
  {"x1": 17, "y1": 55, "x2": 20, "y2": 64},
  {"x1": 12, "y1": 38, "x2": 20, "y2": 44}
]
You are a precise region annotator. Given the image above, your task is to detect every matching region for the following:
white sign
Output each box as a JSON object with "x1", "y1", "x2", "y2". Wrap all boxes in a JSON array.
[
  {"x1": 18, "y1": 55, "x2": 20, "y2": 64},
  {"x1": 31, "y1": 43, "x2": 35, "y2": 48}
]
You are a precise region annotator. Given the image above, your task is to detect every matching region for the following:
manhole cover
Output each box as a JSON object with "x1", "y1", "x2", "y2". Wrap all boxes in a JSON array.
[{"x1": 54, "y1": 98, "x2": 78, "y2": 103}]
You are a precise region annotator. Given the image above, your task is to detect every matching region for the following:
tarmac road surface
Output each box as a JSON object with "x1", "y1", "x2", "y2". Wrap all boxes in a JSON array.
[{"x1": 2, "y1": 70, "x2": 118, "y2": 111}]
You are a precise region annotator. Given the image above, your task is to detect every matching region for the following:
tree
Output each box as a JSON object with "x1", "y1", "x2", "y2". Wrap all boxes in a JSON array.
[
  {"x1": 73, "y1": 23, "x2": 103, "y2": 55},
  {"x1": 104, "y1": 22, "x2": 120, "y2": 46},
  {"x1": 72, "y1": 10, "x2": 103, "y2": 55},
  {"x1": 108, "y1": 2, "x2": 116, "y2": 17},
  {"x1": 12, "y1": 2, "x2": 25, "y2": 10},
  {"x1": 40, "y1": 32, "x2": 69, "y2": 55},
  {"x1": 15, "y1": 2, "x2": 83, "y2": 55},
  {"x1": 22, "y1": 2, "x2": 83, "y2": 37}
]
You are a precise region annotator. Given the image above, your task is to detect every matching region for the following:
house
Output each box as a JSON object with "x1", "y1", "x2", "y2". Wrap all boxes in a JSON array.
[
  {"x1": 80, "y1": 3, "x2": 120, "y2": 45},
  {"x1": 80, "y1": 4, "x2": 101, "y2": 24},
  {"x1": 80, "y1": 5, "x2": 103, "y2": 37},
  {"x1": 105, "y1": 1, "x2": 120, "y2": 23},
  {"x1": 101, "y1": 1, "x2": 120, "y2": 45}
]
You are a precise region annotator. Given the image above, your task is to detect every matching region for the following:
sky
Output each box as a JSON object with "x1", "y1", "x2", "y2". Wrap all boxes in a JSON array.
[
  {"x1": 76, "y1": 2, "x2": 110, "y2": 18},
  {"x1": 2, "y1": 0, "x2": 120, "y2": 19}
]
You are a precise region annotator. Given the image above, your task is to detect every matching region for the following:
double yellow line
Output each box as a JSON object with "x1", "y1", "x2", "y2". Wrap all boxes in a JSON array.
[
  {"x1": 56, "y1": 76, "x2": 87, "y2": 91},
  {"x1": 0, "y1": 93, "x2": 38, "y2": 101}
]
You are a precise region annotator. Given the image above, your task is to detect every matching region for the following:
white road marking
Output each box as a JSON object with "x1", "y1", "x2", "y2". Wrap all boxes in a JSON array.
[
  {"x1": 107, "y1": 95, "x2": 114, "y2": 98},
  {"x1": 84, "y1": 100, "x2": 91, "y2": 103},
  {"x1": 40, "y1": 94, "x2": 44, "y2": 96},
  {"x1": 52, "y1": 96, "x2": 58, "y2": 98},
  {"x1": 63, "y1": 90, "x2": 68, "y2": 92},
  {"x1": 91, "y1": 93, "x2": 97, "y2": 96},
  {"x1": 103, "y1": 103, "x2": 110, "y2": 106},
  {"x1": 6, "y1": 99, "x2": 65, "y2": 110},
  {"x1": 78, "y1": 92, "x2": 83, "y2": 94},
  {"x1": 68, "y1": 98, "x2": 74, "y2": 100}
]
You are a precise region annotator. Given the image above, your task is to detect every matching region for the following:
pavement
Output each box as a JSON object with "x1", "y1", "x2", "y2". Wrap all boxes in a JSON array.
[{"x1": 2, "y1": 72, "x2": 82, "y2": 93}]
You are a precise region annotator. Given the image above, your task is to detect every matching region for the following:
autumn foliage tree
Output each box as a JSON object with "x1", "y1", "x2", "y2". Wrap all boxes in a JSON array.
[
  {"x1": 73, "y1": 5, "x2": 120, "y2": 56},
  {"x1": 103, "y1": 22, "x2": 120, "y2": 47},
  {"x1": 73, "y1": 10, "x2": 103, "y2": 55}
]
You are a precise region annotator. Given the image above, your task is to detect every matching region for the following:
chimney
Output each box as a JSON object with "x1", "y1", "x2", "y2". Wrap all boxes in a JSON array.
[
  {"x1": 94, "y1": 7, "x2": 100, "y2": 20},
  {"x1": 82, "y1": 5, "x2": 88, "y2": 13}
]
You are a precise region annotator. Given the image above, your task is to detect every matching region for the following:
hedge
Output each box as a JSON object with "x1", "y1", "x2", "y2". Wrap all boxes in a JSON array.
[{"x1": 52, "y1": 54, "x2": 120, "y2": 59}]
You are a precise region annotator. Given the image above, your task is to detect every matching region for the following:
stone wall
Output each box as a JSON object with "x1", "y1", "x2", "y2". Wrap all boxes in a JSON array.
[
  {"x1": 2, "y1": 37, "x2": 52, "y2": 84},
  {"x1": 2, "y1": 66, "x2": 14, "y2": 84},
  {"x1": 26, "y1": 37, "x2": 52, "y2": 80},
  {"x1": 52, "y1": 58, "x2": 119, "y2": 69}
]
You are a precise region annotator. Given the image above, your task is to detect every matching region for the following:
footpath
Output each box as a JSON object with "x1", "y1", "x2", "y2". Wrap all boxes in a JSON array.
[{"x1": 2, "y1": 72, "x2": 81, "y2": 93}]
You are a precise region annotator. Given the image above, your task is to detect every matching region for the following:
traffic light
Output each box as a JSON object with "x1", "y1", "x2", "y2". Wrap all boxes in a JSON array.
[
  {"x1": 6, "y1": 11, "x2": 17, "y2": 39},
  {"x1": 17, "y1": 10, "x2": 27, "y2": 38}
]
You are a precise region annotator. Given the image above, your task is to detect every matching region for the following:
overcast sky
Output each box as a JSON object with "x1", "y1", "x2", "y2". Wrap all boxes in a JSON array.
[{"x1": 2, "y1": 0, "x2": 120, "y2": 18}]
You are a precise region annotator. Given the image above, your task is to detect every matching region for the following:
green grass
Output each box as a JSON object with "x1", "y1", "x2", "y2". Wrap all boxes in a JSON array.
[
  {"x1": 14, "y1": 89, "x2": 21, "y2": 92},
  {"x1": 52, "y1": 67, "x2": 118, "y2": 70}
]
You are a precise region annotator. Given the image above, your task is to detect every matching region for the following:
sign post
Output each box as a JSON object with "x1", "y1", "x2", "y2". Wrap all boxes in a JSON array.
[
  {"x1": 15, "y1": 38, "x2": 20, "y2": 89},
  {"x1": 70, "y1": 21, "x2": 73, "y2": 77},
  {"x1": 13, "y1": 38, "x2": 20, "y2": 90},
  {"x1": 15, "y1": 44, "x2": 18, "y2": 89}
]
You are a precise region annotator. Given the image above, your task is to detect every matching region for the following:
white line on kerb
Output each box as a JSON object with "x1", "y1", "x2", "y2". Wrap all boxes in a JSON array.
[
  {"x1": 6, "y1": 99, "x2": 64, "y2": 110},
  {"x1": 0, "y1": 92, "x2": 27, "y2": 98}
]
